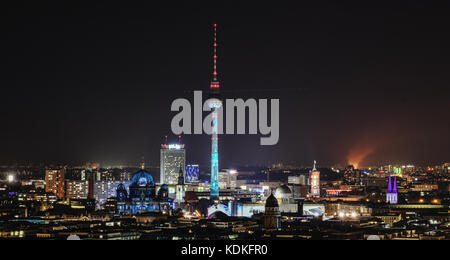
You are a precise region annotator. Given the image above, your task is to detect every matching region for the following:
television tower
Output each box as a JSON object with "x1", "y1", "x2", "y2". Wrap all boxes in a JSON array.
[{"x1": 208, "y1": 24, "x2": 222, "y2": 200}]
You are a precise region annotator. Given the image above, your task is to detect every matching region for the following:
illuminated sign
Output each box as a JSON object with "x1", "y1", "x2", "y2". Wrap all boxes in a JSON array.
[{"x1": 161, "y1": 144, "x2": 185, "y2": 150}]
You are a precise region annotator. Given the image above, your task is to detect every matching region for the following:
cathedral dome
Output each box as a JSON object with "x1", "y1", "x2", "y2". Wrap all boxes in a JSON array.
[
  {"x1": 130, "y1": 170, "x2": 155, "y2": 187},
  {"x1": 275, "y1": 185, "x2": 292, "y2": 197},
  {"x1": 265, "y1": 193, "x2": 279, "y2": 208}
]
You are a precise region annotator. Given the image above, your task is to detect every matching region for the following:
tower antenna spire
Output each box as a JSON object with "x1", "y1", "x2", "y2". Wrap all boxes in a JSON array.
[{"x1": 210, "y1": 24, "x2": 220, "y2": 90}]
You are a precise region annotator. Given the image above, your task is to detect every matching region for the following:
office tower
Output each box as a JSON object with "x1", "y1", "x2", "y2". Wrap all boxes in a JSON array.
[
  {"x1": 185, "y1": 165, "x2": 200, "y2": 183},
  {"x1": 160, "y1": 143, "x2": 186, "y2": 185},
  {"x1": 65, "y1": 180, "x2": 89, "y2": 199},
  {"x1": 94, "y1": 180, "x2": 131, "y2": 207},
  {"x1": 219, "y1": 169, "x2": 237, "y2": 190},
  {"x1": 310, "y1": 161, "x2": 320, "y2": 198},
  {"x1": 207, "y1": 24, "x2": 222, "y2": 200},
  {"x1": 45, "y1": 169, "x2": 65, "y2": 199}
]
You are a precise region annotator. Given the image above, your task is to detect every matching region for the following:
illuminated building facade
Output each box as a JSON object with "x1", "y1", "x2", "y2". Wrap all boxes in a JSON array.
[
  {"x1": 309, "y1": 161, "x2": 320, "y2": 198},
  {"x1": 45, "y1": 169, "x2": 65, "y2": 199},
  {"x1": 219, "y1": 169, "x2": 237, "y2": 190},
  {"x1": 185, "y1": 165, "x2": 200, "y2": 183},
  {"x1": 386, "y1": 173, "x2": 398, "y2": 204},
  {"x1": 160, "y1": 144, "x2": 186, "y2": 185},
  {"x1": 117, "y1": 165, "x2": 172, "y2": 215},
  {"x1": 94, "y1": 180, "x2": 131, "y2": 208},
  {"x1": 65, "y1": 180, "x2": 89, "y2": 199}
]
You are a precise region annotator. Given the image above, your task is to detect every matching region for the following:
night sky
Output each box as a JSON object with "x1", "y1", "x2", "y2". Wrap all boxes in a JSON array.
[{"x1": 1, "y1": 1, "x2": 449, "y2": 168}]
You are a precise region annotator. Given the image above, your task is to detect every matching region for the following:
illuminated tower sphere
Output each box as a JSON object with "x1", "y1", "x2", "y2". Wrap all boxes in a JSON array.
[{"x1": 208, "y1": 24, "x2": 222, "y2": 200}]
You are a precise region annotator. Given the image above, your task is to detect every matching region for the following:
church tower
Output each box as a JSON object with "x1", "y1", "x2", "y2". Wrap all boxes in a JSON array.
[
  {"x1": 175, "y1": 166, "x2": 186, "y2": 203},
  {"x1": 386, "y1": 173, "x2": 398, "y2": 204},
  {"x1": 263, "y1": 193, "x2": 281, "y2": 231}
]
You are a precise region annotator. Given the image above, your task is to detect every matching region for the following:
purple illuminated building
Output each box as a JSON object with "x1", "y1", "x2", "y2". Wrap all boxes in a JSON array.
[{"x1": 386, "y1": 173, "x2": 398, "y2": 204}]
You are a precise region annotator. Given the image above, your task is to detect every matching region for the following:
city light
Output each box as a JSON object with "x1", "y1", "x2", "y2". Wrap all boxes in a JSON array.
[
  {"x1": 7, "y1": 174, "x2": 15, "y2": 183},
  {"x1": 0, "y1": 4, "x2": 449, "y2": 244}
]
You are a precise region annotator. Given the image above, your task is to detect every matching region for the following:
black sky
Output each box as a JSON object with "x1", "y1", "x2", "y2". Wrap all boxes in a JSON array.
[{"x1": 1, "y1": 1, "x2": 449, "y2": 168}]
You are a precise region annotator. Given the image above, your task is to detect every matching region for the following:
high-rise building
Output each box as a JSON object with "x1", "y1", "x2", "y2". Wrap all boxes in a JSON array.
[
  {"x1": 160, "y1": 144, "x2": 186, "y2": 185},
  {"x1": 207, "y1": 24, "x2": 222, "y2": 200},
  {"x1": 185, "y1": 165, "x2": 200, "y2": 183},
  {"x1": 65, "y1": 180, "x2": 89, "y2": 199},
  {"x1": 288, "y1": 175, "x2": 307, "y2": 185},
  {"x1": 386, "y1": 173, "x2": 398, "y2": 204},
  {"x1": 310, "y1": 161, "x2": 320, "y2": 198},
  {"x1": 45, "y1": 169, "x2": 65, "y2": 199},
  {"x1": 219, "y1": 169, "x2": 237, "y2": 190},
  {"x1": 94, "y1": 181, "x2": 131, "y2": 208}
]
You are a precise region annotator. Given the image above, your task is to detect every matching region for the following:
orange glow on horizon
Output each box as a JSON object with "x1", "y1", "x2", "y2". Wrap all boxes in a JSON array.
[{"x1": 347, "y1": 144, "x2": 375, "y2": 169}]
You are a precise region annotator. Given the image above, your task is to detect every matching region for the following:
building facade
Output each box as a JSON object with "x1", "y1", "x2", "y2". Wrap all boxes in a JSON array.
[
  {"x1": 219, "y1": 169, "x2": 237, "y2": 190},
  {"x1": 65, "y1": 180, "x2": 89, "y2": 199},
  {"x1": 45, "y1": 169, "x2": 65, "y2": 199},
  {"x1": 160, "y1": 144, "x2": 186, "y2": 185},
  {"x1": 117, "y1": 168, "x2": 172, "y2": 215},
  {"x1": 94, "y1": 180, "x2": 131, "y2": 208}
]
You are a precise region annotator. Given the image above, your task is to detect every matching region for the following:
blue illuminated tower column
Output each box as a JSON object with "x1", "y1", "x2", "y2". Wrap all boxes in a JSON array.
[{"x1": 208, "y1": 24, "x2": 221, "y2": 200}]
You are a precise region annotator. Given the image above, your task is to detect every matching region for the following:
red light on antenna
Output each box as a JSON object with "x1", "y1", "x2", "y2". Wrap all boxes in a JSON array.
[{"x1": 214, "y1": 24, "x2": 217, "y2": 27}]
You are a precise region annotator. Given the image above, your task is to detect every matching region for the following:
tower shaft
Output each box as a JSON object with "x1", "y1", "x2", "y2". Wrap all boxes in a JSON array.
[
  {"x1": 209, "y1": 24, "x2": 221, "y2": 200},
  {"x1": 210, "y1": 110, "x2": 219, "y2": 199}
]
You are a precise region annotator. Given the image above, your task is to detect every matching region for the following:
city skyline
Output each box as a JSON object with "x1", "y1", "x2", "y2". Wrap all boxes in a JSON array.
[
  {"x1": 1, "y1": 1, "x2": 449, "y2": 244},
  {"x1": 1, "y1": 3, "x2": 450, "y2": 168}
]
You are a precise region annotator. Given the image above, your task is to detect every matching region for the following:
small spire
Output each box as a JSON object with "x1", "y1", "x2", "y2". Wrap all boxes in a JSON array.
[
  {"x1": 140, "y1": 156, "x2": 145, "y2": 170},
  {"x1": 178, "y1": 165, "x2": 185, "y2": 185},
  {"x1": 313, "y1": 160, "x2": 317, "y2": 171},
  {"x1": 393, "y1": 175, "x2": 397, "y2": 193}
]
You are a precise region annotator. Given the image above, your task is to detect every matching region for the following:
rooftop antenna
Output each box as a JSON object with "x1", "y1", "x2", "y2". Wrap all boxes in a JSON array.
[{"x1": 140, "y1": 156, "x2": 145, "y2": 170}]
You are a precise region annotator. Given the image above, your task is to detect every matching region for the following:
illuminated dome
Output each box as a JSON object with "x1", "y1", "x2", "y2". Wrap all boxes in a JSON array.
[
  {"x1": 130, "y1": 170, "x2": 155, "y2": 187},
  {"x1": 275, "y1": 185, "x2": 292, "y2": 197},
  {"x1": 275, "y1": 185, "x2": 292, "y2": 204},
  {"x1": 157, "y1": 184, "x2": 169, "y2": 199},
  {"x1": 265, "y1": 193, "x2": 279, "y2": 208}
]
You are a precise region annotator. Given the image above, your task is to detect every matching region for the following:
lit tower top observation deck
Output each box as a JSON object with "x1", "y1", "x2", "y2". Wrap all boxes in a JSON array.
[{"x1": 207, "y1": 24, "x2": 222, "y2": 200}]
